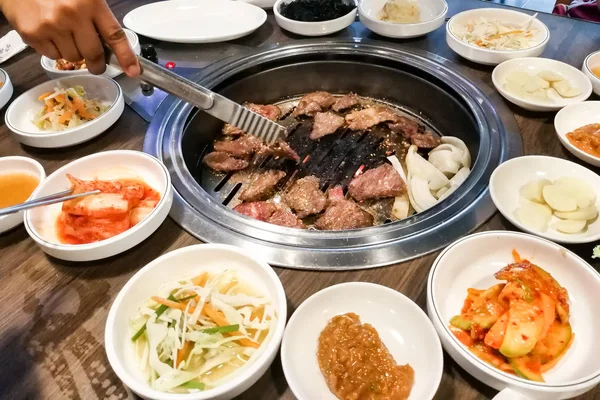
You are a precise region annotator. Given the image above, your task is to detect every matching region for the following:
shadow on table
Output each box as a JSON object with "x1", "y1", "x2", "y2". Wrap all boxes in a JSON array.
[
  {"x1": 0, "y1": 328, "x2": 42, "y2": 399},
  {"x1": 44, "y1": 217, "x2": 188, "y2": 279}
]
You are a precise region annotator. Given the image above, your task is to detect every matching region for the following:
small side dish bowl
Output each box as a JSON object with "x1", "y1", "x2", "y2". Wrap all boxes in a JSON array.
[
  {"x1": 24, "y1": 150, "x2": 172, "y2": 262},
  {"x1": 5, "y1": 75, "x2": 124, "y2": 148},
  {"x1": 0, "y1": 156, "x2": 45, "y2": 234},
  {"x1": 582, "y1": 50, "x2": 600, "y2": 97},
  {"x1": 489, "y1": 155, "x2": 600, "y2": 244},
  {"x1": 0, "y1": 68, "x2": 14, "y2": 110},
  {"x1": 492, "y1": 58, "x2": 592, "y2": 112},
  {"x1": 446, "y1": 8, "x2": 549, "y2": 66},
  {"x1": 105, "y1": 243, "x2": 287, "y2": 400},
  {"x1": 274, "y1": 0, "x2": 357, "y2": 36},
  {"x1": 427, "y1": 231, "x2": 600, "y2": 399},
  {"x1": 281, "y1": 282, "x2": 443, "y2": 400},
  {"x1": 359, "y1": 0, "x2": 448, "y2": 39},
  {"x1": 40, "y1": 29, "x2": 140, "y2": 79},
  {"x1": 554, "y1": 101, "x2": 600, "y2": 168}
]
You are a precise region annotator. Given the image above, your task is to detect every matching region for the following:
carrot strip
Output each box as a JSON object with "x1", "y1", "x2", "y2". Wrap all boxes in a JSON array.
[
  {"x1": 151, "y1": 296, "x2": 194, "y2": 313},
  {"x1": 45, "y1": 98, "x2": 55, "y2": 112},
  {"x1": 38, "y1": 92, "x2": 52, "y2": 100},
  {"x1": 176, "y1": 340, "x2": 194, "y2": 367},
  {"x1": 54, "y1": 94, "x2": 66, "y2": 103},
  {"x1": 73, "y1": 96, "x2": 94, "y2": 119},
  {"x1": 191, "y1": 272, "x2": 208, "y2": 286},
  {"x1": 220, "y1": 278, "x2": 238, "y2": 294},
  {"x1": 59, "y1": 110, "x2": 73, "y2": 124},
  {"x1": 487, "y1": 30, "x2": 523, "y2": 40},
  {"x1": 202, "y1": 303, "x2": 259, "y2": 349}
]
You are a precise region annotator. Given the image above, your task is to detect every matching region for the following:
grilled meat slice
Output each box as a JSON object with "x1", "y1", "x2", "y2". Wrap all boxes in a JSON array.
[
  {"x1": 260, "y1": 141, "x2": 301, "y2": 163},
  {"x1": 267, "y1": 208, "x2": 305, "y2": 229},
  {"x1": 345, "y1": 106, "x2": 400, "y2": 131},
  {"x1": 239, "y1": 170, "x2": 286, "y2": 202},
  {"x1": 293, "y1": 91, "x2": 336, "y2": 117},
  {"x1": 222, "y1": 124, "x2": 245, "y2": 136},
  {"x1": 221, "y1": 103, "x2": 281, "y2": 136},
  {"x1": 203, "y1": 152, "x2": 249, "y2": 172},
  {"x1": 245, "y1": 103, "x2": 282, "y2": 121},
  {"x1": 327, "y1": 185, "x2": 346, "y2": 203},
  {"x1": 213, "y1": 135, "x2": 264, "y2": 159},
  {"x1": 388, "y1": 116, "x2": 421, "y2": 138},
  {"x1": 315, "y1": 199, "x2": 374, "y2": 230},
  {"x1": 332, "y1": 93, "x2": 360, "y2": 112},
  {"x1": 283, "y1": 176, "x2": 327, "y2": 218},
  {"x1": 410, "y1": 131, "x2": 442, "y2": 149},
  {"x1": 233, "y1": 201, "x2": 277, "y2": 221},
  {"x1": 310, "y1": 112, "x2": 345, "y2": 140},
  {"x1": 348, "y1": 163, "x2": 406, "y2": 201}
]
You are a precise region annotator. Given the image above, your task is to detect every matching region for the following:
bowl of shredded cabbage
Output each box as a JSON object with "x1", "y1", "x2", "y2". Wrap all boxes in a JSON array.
[
  {"x1": 446, "y1": 8, "x2": 550, "y2": 66},
  {"x1": 105, "y1": 244, "x2": 287, "y2": 400},
  {"x1": 5, "y1": 75, "x2": 123, "y2": 148}
]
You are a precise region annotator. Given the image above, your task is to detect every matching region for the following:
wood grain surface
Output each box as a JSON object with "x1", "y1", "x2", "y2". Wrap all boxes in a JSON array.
[{"x1": 0, "y1": 0, "x2": 599, "y2": 399}]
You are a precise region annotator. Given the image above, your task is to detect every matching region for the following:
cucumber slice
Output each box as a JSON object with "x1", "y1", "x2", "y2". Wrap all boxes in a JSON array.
[
  {"x1": 500, "y1": 301, "x2": 544, "y2": 358},
  {"x1": 509, "y1": 356, "x2": 544, "y2": 382},
  {"x1": 531, "y1": 322, "x2": 572, "y2": 364}
]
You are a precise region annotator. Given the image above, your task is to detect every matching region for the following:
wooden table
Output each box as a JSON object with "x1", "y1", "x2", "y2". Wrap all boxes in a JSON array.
[{"x1": 0, "y1": 1, "x2": 599, "y2": 399}]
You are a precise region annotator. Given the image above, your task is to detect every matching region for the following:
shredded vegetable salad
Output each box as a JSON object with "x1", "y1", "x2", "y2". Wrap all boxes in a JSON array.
[
  {"x1": 453, "y1": 17, "x2": 539, "y2": 50},
  {"x1": 130, "y1": 270, "x2": 276, "y2": 393},
  {"x1": 34, "y1": 85, "x2": 109, "y2": 131}
]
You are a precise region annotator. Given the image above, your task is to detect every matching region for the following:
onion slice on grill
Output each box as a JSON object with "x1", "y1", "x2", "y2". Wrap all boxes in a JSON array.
[{"x1": 406, "y1": 145, "x2": 449, "y2": 191}]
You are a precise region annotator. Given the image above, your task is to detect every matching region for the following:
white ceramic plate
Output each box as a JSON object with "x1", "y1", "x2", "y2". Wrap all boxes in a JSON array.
[
  {"x1": 5, "y1": 75, "x2": 124, "y2": 148},
  {"x1": 582, "y1": 50, "x2": 600, "y2": 97},
  {"x1": 273, "y1": 0, "x2": 357, "y2": 37},
  {"x1": 0, "y1": 156, "x2": 45, "y2": 234},
  {"x1": 428, "y1": 231, "x2": 600, "y2": 399},
  {"x1": 281, "y1": 282, "x2": 443, "y2": 400},
  {"x1": 238, "y1": 0, "x2": 276, "y2": 9},
  {"x1": 359, "y1": 0, "x2": 447, "y2": 39},
  {"x1": 489, "y1": 155, "x2": 600, "y2": 244},
  {"x1": 40, "y1": 29, "x2": 140, "y2": 80},
  {"x1": 24, "y1": 150, "x2": 173, "y2": 262},
  {"x1": 124, "y1": 0, "x2": 267, "y2": 44},
  {"x1": 0, "y1": 68, "x2": 14, "y2": 110},
  {"x1": 554, "y1": 101, "x2": 600, "y2": 168},
  {"x1": 492, "y1": 58, "x2": 592, "y2": 112},
  {"x1": 105, "y1": 243, "x2": 287, "y2": 400},
  {"x1": 446, "y1": 8, "x2": 549, "y2": 66}
]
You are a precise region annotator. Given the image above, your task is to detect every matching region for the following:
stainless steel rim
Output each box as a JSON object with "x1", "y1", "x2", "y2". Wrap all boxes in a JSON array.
[{"x1": 144, "y1": 39, "x2": 523, "y2": 270}]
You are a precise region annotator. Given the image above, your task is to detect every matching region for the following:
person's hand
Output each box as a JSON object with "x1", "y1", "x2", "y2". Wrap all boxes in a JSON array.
[{"x1": 0, "y1": 0, "x2": 140, "y2": 77}]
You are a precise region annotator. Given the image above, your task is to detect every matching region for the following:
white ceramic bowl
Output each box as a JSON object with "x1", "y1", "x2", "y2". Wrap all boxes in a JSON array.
[
  {"x1": 0, "y1": 156, "x2": 45, "y2": 234},
  {"x1": 0, "y1": 68, "x2": 14, "y2": 110},
  {"x1": 489, "y1": 155, "x2": 600, "y2": 244},
  {"x1": 359, "y1": 0, "x2": 447, "y2": 39},
  {"x1": 40, "y1": 29, "x2": 140, "y2": 80},
  {"x1": 274, "y1": 0, "x2": 357, "y2": 37},
  {"x1": 446, "y1": 9, "x2": 549, "y2": 66},
  {"x1": 5, "y1": 75, "x2": 124, "y2": 148},
  {"x1": 238, "y1": 0, "x2": 276, "y2": 8},
  {"x1": 281, "y1": 282, "x2": 443, "y2": 400},
  {"x1": 492, "y1": 58, "x2": 592, "y2": 112},
  {"x1": 105, "y1": 243, "x2": 287, "y2": 400},
  {"x1": 428, "y1": 231, "x2": 600, "y2": 400},
  {"x1": 554, "y1": 101, "x2": 600, "y2": 167},
  {"x1": 24, "y1": 150, "x2": 172, "y2": 262},
  {"x1": 582, "y1": 50, "x2": 600, "y2": 97}
]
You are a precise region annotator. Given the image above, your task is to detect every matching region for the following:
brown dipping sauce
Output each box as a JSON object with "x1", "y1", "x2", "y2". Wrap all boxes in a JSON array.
[
  {"x1": 317, "y1": 313, "x2": 414, "y2": 400},
  {"x1": 566, "y1": 123, "x2": 600, "y2": 158}
]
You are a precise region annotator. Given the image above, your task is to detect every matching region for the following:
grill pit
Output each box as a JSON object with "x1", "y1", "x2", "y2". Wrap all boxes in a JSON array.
[{"x1": 145, "y1": 41, "x2": 522, "y2": 270}]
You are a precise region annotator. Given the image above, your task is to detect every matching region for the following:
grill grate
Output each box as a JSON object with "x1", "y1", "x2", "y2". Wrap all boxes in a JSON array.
[{"x1": 196, "y1": 96, "x2": 438, "y2": 210}]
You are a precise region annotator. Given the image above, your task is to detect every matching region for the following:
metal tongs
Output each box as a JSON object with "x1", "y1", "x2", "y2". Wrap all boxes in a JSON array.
[{"x1": 104, "y1": 45, "x2": 286, "y2": 145}]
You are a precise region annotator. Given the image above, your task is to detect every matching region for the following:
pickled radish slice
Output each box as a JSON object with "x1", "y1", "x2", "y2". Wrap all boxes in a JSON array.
[
  {"x1": 554, "y1": 206, "x2": 599, "y2": 221},
  {"x1": 553, "y1": 177, "x2": 596, "y2": 208},
  {"x1": 519, "y1": 179, "x2": 552, "y2": 204},
  {"x1": 537, "y1": 70, "x2": 563, "y2": 82},
  {"x1": 552, "y1": 80, "x2": 582, "y2": 98},
  {"x1": 515, "y1": 201, "x2": 552, "y2": 232},
  {"x1": 542, "y1": 185, "x2": 578, "y2": 212},
  {"x1": 555, "y1": 219, "x2": 587, "y2": 234}
]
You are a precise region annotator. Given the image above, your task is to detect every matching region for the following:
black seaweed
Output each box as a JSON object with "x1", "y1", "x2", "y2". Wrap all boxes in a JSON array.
[{"x1": 279, "y1": 0, "x2": 356, "y2": 22}]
